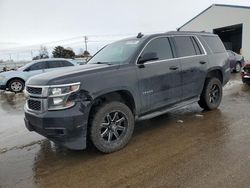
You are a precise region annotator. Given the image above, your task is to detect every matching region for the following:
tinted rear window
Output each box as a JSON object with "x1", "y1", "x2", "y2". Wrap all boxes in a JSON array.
[
  {"x1": 202, "y1": 36, "x2": 226, "y2": 53},
  {"x1": 173, "y1": 36, "x2": 197, "y2": 57}
]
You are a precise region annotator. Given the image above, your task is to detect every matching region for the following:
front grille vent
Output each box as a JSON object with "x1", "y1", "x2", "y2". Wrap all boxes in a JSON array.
[
  {"x1": 26, "y1": 87, "x2": 42, "y2": 95},
  {"x1": 28, "y1": 99, "x2": 41, "y2": 111}
]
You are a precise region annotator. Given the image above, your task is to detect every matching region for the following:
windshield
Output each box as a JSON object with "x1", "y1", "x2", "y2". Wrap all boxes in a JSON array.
[
  {"x1": 17, "y1": 61, "x2": 33, "y2": 71},
  {"x1": 88, "y1": 39, "x2": 142, "y2": 65}
]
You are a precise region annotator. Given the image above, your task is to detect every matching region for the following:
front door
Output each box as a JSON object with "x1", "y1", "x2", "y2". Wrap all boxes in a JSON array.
[{"x1": 136, "y1": 37, "x2": 182, "y2": 114}]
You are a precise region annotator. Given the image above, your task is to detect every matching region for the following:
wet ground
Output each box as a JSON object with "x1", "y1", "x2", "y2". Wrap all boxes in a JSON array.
[{"x1": 1, "y1": 74, "x2": 250, "y2": 188}]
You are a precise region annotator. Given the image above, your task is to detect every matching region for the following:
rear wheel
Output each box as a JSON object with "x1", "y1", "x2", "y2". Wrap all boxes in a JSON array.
[
  {"x1": 235, "y1": 62, "x2": 241, "y2": 73},
  {"x1": 198, "y1": 78, "x2": 222, "y2": 110},
  {"x1": 90, "y1": 101, "x2": 134, "y2": 153},
  {"x1": 8, "y1": 79, "x2": 25, "y2": 93}
]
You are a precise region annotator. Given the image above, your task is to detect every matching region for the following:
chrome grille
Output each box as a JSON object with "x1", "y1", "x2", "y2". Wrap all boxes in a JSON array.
[
  {"x1": 28, "y1": 99, "x2": 41, "y2": 111},
  {"x1": 26, "y1": 86, "x2": 42, "y2": 95}
]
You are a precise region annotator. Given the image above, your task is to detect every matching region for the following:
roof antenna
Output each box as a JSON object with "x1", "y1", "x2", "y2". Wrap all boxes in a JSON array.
[{"x1": 137, "y1": 32, "x2": 144, "y2": 38}]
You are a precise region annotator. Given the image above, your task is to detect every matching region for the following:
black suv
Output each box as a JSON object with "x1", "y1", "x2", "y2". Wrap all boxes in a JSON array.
[{"x1": 24, "y1": 31, "x2": 230, "y2": 153}]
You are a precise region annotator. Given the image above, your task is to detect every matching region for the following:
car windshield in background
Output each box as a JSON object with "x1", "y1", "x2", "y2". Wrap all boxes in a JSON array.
[
  {"x1": 88, "y1": 39, "x2": 142, "y2": 65},
  {"x1": 17, "y1": 61, "x2": 33, "y2": 71}
]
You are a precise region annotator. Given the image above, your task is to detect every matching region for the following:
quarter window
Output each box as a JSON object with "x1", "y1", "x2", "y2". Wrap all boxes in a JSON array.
[
  {"x1": 202, "y1": 36, "x2": 226, "y2": 54},
  {"x1": 141, "y1": 37, "x2": 173, "y2": 61},
  {"x1": 61, "y1": 61, "x2": 74, "y2": 67}
]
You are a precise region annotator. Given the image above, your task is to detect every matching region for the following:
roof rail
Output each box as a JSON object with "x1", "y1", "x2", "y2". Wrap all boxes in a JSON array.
[{"x1": 166, "y1": 31, "x2": 214, "y2": 35}]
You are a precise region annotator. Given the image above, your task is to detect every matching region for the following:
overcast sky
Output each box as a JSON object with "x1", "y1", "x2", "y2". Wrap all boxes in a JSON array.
[{"x1": 0, "y1": 0, "x2": 249, "y2": 59}]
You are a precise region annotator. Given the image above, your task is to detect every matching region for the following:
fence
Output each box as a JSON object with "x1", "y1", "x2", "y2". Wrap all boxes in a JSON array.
[{"x1": 0, "y1": 61, "x2": 28, "y2": 72}]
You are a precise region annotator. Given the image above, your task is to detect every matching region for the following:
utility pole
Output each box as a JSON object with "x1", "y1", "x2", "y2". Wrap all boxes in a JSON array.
[
  {"x1": 84, "y1": 36, "x2": 88, "y2": 52},
  {"x1": 31, "y1": 50, "x2": 33, "y2": 59}
]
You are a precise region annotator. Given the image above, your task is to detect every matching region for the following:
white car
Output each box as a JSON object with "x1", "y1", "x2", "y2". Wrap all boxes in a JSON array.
[{"x1": 0, "y1": 58, "x2": 78, "y2": 92}]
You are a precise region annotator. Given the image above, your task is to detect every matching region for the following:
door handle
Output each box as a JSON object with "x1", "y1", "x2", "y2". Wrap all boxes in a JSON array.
[
  {"x1": 200, "y1": 61, "x2": 207, "y2": 65},
  {"x1": 169, "y1": 66, "x2": 179, "y2": 70}
]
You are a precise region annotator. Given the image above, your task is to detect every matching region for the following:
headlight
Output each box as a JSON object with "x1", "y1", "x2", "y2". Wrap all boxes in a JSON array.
[{"x1": 48, "y1": 83, "x2": 80, "y2": 110}]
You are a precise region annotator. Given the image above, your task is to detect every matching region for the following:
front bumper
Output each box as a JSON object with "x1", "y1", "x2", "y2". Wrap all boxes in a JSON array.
[
  {"x1": 242, "y1": 76, "x2": 250, "y2": 84},
  {"x1": 24, "y1": 103, "x2": 90, "y2": 150}
]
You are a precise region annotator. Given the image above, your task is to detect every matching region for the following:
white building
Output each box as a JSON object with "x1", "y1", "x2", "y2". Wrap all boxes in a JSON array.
[{"x1": 179, "y1": 4, "x2": 250, "y2": 60}]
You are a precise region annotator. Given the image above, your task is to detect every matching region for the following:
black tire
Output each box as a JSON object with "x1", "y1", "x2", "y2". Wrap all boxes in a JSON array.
[
  {"x1": 8, "y1": 79, "x2": 25, "y2": 93},
  {"x1": 90, "y1": 101, "x2": 134, "y2": 153},
  {"x1": 234, "y1": 62, "x2": 241, "y2": 73},
  {"x1": 198, "y1": 78, "x2": 222, "y2": 110}
]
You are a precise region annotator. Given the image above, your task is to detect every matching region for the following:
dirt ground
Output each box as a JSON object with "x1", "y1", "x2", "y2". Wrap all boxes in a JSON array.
[{"x1": 1, "y1": 73, "x2": 250, "y2": 188}]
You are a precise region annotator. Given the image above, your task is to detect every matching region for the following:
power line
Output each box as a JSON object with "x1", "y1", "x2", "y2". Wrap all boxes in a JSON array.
[
  {"x1": 0, "y1": 30, "x2": 167, "y2": 60},
  {"x1": 0, "y1": 30, "x2": 165, "y2": 52}
]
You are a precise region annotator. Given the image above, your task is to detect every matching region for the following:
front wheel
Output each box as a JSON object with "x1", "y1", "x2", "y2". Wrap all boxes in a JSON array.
[
  {"x1": 90, "y1": 101, "x2": 134, "y2": 153},
  {"x1": 8, "y1": 79, "x2": 25, "y2": 93},
  {"x1": 198, "y1": 78, "x2": 222, "y2": 110}
]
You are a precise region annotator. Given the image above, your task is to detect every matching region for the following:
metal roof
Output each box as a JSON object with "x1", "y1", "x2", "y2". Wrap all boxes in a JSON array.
[{"x1": 178, "y1": 4, "x2": 250, "y2": 31}]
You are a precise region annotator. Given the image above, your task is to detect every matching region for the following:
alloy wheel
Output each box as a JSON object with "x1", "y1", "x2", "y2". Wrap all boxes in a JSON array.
[
  {"x1": 100, "y1": 111, "x2": 127, "y2": 143},
  {"x1": 209, "y1": 84, "x2": 220, "y2": 104}
]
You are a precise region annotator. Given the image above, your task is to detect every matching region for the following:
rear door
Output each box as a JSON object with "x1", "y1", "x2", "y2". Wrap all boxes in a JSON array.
[
  {"x1": 136, "y1": 37, "x2": 182, "y2": 114},
  {"x1": 173, "y1": 36, "x2": 208, "y2": 101}
]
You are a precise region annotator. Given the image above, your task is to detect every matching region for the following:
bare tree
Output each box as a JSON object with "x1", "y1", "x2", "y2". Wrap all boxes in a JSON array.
[
  {"x1": 39, "y1": 46, "x2": 49, "y2": 58},
  {"x1": 33, "y1": 46, "x2": 49, "y2": 60}
]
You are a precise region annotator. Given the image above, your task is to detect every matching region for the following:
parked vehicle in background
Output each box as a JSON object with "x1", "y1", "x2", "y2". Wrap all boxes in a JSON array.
[
  {"x1": 24, "y1": 31, "x2": 230, "y2": 153},
  {"x1": 241, "y1": 61, "x2": 250, "y2": 84},
  {"x1": 74, "y1": 57, "x2": 89, "y2": 65},
  {"x1": 0, "y1": 58, "x2": 78, "y2": 92},
  {"x1": 227, "y1": 50, "x2": 245, "y2": 73}
]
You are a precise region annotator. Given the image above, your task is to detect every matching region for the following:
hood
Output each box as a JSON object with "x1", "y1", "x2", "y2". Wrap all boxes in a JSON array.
[
  {"x1": 0, "y1": 70, "x2": 22, "y2": 77},
  {"x1": 26, "y1": 63, "x2": 113, "y2": 86}
]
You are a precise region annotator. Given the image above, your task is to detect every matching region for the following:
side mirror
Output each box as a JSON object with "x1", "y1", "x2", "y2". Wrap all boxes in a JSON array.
[
  {"x1": 138, "y1": 52, "x2": 159, "y2": 64},
  {"x1": 24, "y1": 68, "x2": 30, "y2": 72}
]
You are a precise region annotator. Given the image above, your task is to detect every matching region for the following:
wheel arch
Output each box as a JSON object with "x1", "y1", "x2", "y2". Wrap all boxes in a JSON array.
[
  {"x1": 89, "y1": 89, "x2": 137, "y2": 117},
  {"x1": 206, "y1": 68, "x2": 223, "y2": 84},
  {"x1": 6, "y1": 77, "x2": 26, "y2": 88}
]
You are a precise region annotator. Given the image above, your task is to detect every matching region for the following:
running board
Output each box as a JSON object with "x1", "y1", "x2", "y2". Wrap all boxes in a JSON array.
[{"x1": 137, "y1": 97, "x2": 199, "y2": 121}]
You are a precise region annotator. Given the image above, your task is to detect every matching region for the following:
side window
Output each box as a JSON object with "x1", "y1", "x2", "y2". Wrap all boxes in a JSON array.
[
  {"x1": 48, "y1": 61, "x2": 61, "y2": 68},
  {"x1": 173, "y1": 36, "x2": 197, "y2": 57},
  {"x1": 29, "y1": 62, "x2": 48, "y2": 71},
  {"x1": 47, "y1": 61, "x2": 61, "y2": 68},
  {"x1": 191, "y1": 37, "x2": 204, "y2": 55},
  {"x1": 202, "y1": 36, "x2": 226, "y2": 53},
  {"x1": 47, "y1": 61, "x2": 74, "y2": 68},
  {"x1": 61, "y1": 61, "x2": 74, "y2": 67},
  {"x1": 141, "y1": 37, "x2": 173, "y2": 61}
]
